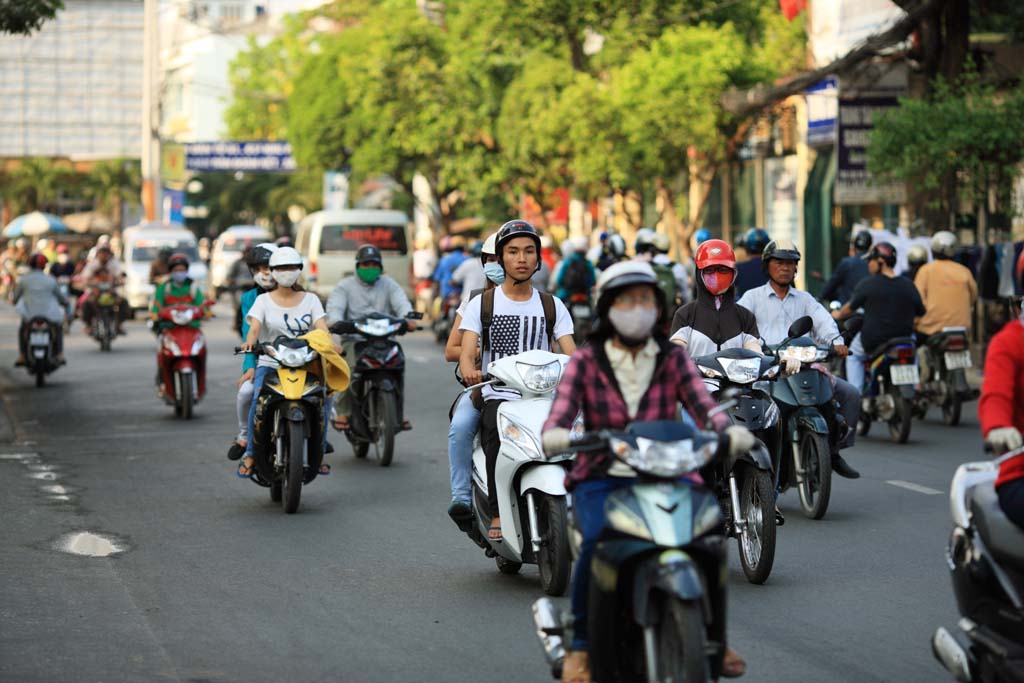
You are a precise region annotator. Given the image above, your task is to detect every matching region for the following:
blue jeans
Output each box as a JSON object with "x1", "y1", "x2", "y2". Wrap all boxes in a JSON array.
[
  {"x1": 845, "y1": 332, "x2": 866, "y2": 391},
  {"x1": 570, "y1": 477, "x2": 635, "y2": 651},
  {"x1": 448, "y1": 392, "x2": 480, "y2": 504},
  {"x1": 245, "y1": 366, "x2": 330, "y2": 458}
]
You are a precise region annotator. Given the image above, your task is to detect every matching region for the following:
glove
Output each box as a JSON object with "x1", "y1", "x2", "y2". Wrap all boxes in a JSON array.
[
  {"x1": 725, "y1": 425, "x2": 756, "y2": 457},
  {"x1": 784, "y1": 357, "x2": 801, "y2": 375},
  {"x1": 542, "y1": 428, "x2": 572, "y2": 456},
  {"x1": 986, "y1": 426, "x2": 1022, "y2": 453}
]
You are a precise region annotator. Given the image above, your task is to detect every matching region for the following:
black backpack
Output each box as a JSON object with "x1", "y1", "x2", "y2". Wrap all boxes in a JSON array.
[{"x1": 561, "y1": 258, "x2": 590, "y2": 294}]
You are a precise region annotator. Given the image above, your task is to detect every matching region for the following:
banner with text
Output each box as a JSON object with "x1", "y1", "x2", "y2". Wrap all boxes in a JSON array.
[
  {"x1": 185, "y1": 141, "x2": 296, "y2": 173},
  {"x1": 835, "y1": 97, "x2": 906, "y2": 205}
]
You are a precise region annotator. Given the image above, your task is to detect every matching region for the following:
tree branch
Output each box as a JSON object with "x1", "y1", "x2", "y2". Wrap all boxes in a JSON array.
[{"x1": 720, "y1": 0, "x2": 946, "y2": 117}]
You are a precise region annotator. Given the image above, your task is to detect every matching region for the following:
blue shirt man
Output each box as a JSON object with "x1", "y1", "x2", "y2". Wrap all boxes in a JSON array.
[{"x1": 434, "y1": 247, "x2": 469, "y2": 299}]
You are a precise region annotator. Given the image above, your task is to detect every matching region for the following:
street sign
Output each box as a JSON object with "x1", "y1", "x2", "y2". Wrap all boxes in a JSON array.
[
  {"x1": 323, "y1": 171, "x2": 349, "y2": 210},
  {"x1": 835, "y1": 97, "x2": 906, "y2": 205},
  {"x1": 806, "y1": 77, "x2": 837, "y2": 147},
  {"x1": 184, "y1": 141, "x2": 296, "y2": 173}
]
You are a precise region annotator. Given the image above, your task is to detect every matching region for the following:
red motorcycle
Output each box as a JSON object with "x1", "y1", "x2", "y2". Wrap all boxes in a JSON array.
[{"x1": 155, "y1": 302, "x2": 211, "y2": 419}]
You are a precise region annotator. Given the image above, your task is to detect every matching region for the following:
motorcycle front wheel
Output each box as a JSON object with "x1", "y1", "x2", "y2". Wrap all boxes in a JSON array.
[
  {"x1": 537, "y1": 494, "x2": 571, "y2": 596},
  {"x1": 652, "y1": 598, "x2": 708, "y2": 683},
  {"x1": 888, "y1": 389, "x2": 913, "y2": 444},
  {"x1": 372, "y1": 391, "x2": 397, "y2": 467},
  {"x1": 176, "y1": 371, "x2": 193, "y2": 420},
  {"x1": 797, "y1": 431, "x2": 832, "y2": 520},
  {"x1": 35, "y1": 365, "x2": 45, "y2": 387},
  {"x1": 282, "y1": 420, "x2": 305, "y2": 513},
  {"x1": 738, "y1": 468, "x2": 776, "y2": 584}
]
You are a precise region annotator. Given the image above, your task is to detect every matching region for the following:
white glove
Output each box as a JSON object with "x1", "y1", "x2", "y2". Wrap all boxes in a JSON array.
[
  {"x1": 986, "y1": 426, "x2": 1022, "y2": 453},
  {"x1": 725, "y1": 425, "x2": 756, "y2": 457},
  {"x1": 784, "y1": 357, "x2": 801, "y2": 375},
  {"x1": 542, "y1": 428, "x2": 572, "y2": 456}
]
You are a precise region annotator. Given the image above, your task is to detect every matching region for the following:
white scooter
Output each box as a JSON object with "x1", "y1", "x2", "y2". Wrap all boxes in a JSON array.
[{"x1": 462, "y1": 349, "x2": 576, "y2": 596}]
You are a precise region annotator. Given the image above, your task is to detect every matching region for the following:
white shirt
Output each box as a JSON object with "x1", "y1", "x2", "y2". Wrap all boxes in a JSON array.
[
  {"x1": 453, "y1": 259, "x2": 486, "y2": 302},
  {"x1": 737, "y1": 283, "x2": 840, "y2": 347},
  {"x1": 604, "y1": 338, "x2": 658, "y2": 476},
  {"x1": 247, "y1": 292, "x2": 326, "y2": 368},
  {"x1": 459, "y1": 287, "x2": 573, "y2": 401}
]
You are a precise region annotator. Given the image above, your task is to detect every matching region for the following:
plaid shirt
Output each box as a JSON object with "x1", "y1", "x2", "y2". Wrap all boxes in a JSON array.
[{"x1": 543, "y1": 337, "x2": 730, "y2": 489}]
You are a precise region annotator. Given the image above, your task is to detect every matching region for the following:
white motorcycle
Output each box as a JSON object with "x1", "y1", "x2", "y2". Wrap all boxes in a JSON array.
[{"x1": 462, "y1": 349, "x2": 576, "y2": 596}]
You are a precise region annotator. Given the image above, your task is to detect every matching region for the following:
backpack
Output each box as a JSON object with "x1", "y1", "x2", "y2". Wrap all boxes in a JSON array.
[
  {"x1": 651, "y1": 262, "x2": 679, "y2": 307},
  {"x1": 480, "y1": 288, "x2": 556, "y2": 364},
  {"x1": 560, "y1": 257, "x2": 591, "y2": 294}
]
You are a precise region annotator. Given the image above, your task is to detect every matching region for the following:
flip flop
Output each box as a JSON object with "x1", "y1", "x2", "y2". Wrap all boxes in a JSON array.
[
  {"x1": 318, "y1": 463, "x2": 331, "y2": 476},
  {"x1": 488, "y1": 524, "x2": 503, "y2": 542},
  {"x1": 236, "y1": 459, "x2": 254, "y2": 479}
]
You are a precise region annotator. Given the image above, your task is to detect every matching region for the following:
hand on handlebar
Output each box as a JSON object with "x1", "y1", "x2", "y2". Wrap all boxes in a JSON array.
[
  {"x1": 834, "y1": 344, "x2": 849, "y2": 357},
  {"x1": 463, "y1": 367, "x2": 483, "y2": 386},
  {"x1": 406, "y1": 320, "x2": 418, "y2": 332},
  {"x1": 542, "y1": 428, "x2": 572, "y2": 455},
  {"x1": 238, "y1": 341, "x2": 256, "y2": 353},
  {"x1": 783, "y1": 357, "x2": 802, "y2": 375},
  {"x1": 986, "y1": 426, "x2": 1022, "y2": 454},
  {"x1": 725, "y1": 425, "x2": 756, "y2": 457}
]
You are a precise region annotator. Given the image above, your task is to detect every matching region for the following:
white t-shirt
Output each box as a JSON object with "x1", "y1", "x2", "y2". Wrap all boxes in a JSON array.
[
  {"x1": 453, "y1": 259, "x2": 486, "y2": 302},
  {"x1": 459, "y1": 287, "x2": 573, "y2": 400},
  {"x1": 247, "y1": 292, "x2": 326, "y2": 368}
]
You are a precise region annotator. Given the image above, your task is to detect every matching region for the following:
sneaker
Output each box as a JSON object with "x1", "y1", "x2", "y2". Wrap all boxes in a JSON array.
[
  {"x1": 447, "y1": 501, "x2": 473, "y2": 532},
  {"x1": 227, "y1": 442, "x2": 246, "y2": 461},
  {"x1": 832, "y1": 453, "x2": 861, "y2": 479}
]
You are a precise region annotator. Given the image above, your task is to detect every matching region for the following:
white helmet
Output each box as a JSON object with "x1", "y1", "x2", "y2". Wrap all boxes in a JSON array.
[
  {"x1": 269, "y1": 246, "x2": 303, "y2": 269},
  {"x1": 931, "y1": 230, "x2": 957, "y2": 258},
  {"x1": 571, "y1": 236, "x2": 589, "y2": 253}
]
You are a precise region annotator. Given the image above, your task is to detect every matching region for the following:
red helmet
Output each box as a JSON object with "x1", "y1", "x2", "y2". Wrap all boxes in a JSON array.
[
  {"x1": 28, "y1": 253, "x2": 49, "y2": 270},
  {"x1": 694, "y1": 239, "x2": 736, "y2": 271},
  {"x1": 56, "y1": 244, "x2": 69, "y2": 254}
]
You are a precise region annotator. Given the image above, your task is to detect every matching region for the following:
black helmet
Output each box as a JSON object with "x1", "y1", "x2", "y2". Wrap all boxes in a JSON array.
[
  {"x1": 167, "y1": 252, "x2": 190, "y2": 270},
  {"x1": 743, "y1": 227, "x2": 770, "y2": 255},
  {"x1": 761, "y1": 238, "x2": 801, "y2": 274},
  {"x1": 851, "y1": 230, "x2": 872, "y2": 253},
  {"x1": 864, "y1": 242, "x2": 897, "y2": 268},
  {"x1": 355, "y1": 244, "x2": 382, "y2": 266},
  {"x1": 246, "y1": 244, "x2": 275, "y2": 269},
  {"x1": 495, "y1": 220, "x2": 542, "y2": 282}
]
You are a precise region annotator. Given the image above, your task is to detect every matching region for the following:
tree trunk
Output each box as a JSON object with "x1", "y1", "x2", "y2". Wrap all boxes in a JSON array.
[{"x1": 939, "y1": 0, "x2": 969, "y2": 81}]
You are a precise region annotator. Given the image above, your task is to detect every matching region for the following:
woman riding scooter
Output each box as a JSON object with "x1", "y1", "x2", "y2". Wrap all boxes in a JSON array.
[{"x1": 541, "y1": 261, "x2": 755, "y2": 682}]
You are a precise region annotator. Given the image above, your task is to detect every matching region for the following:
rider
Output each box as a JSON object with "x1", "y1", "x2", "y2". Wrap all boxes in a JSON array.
[
  {"x1": 444, "y1": 233, "x2": 502, "y2": 527},
  {"x1": 669, "y1": 239, "x2": 761, "y2": 357},
  {"x1": 737, "y1": 239, "x2": 862, "y2": 479},
  {"x1": 733, "y1": 227, "x2": 770, "y2": 297},
  {"x1": 458, "y1": 220, "x2": 576, "y2": 541},
  {"x1": 13, "y1": 253, "x2": 67, "y2": 366},
  {"x1": 904, "y1": 244, "x2": 929, "y2": 284},
  {"x1": 451, "y1": 240, "x2": 486, "y2": 303},
  {"x1": 326, "y1": 244, "x2": 416, "y2": 432},
  {"x1": 541, "y1": 260, "x2": 753, "y2": 682},
  {"x1": 821, "y1": 230, "x2": 872, "y2": 304},
  {"x1": 555, "y1": 236, "x2": 597, "y2": 304},
  {"x1": 433, "y1": 236, "x2": 469, "y2": 303},
  {"x1": 79, "y1": 245, "x2": 128, "y2": 335},
  {"x1": 596, "y1": 233, "x2": 626, "y2": 271},
  {"x1": 914, "y1": 231, "x2": 977, "y2": 349},
  {"x1": 833, "y1": 242, "x2": 926, "y2": 392},
  {"x1": 150, "y1": 252, "x2": 204, "y2": 328},
  {"x1": 228, "y1": 243, "x2": 278, "y2": 462}
]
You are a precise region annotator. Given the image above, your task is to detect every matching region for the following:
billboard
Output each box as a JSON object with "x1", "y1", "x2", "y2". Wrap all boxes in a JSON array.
[
  {"x1": 835, "y1": 97, "x2": 906, "y2": 205},
  {"x1": 185, "y1": 141, "x2": 296, "y2": 173}
]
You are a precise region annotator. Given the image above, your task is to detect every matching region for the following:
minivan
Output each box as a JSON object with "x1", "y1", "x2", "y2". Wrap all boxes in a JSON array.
[
  {"x1": 209, "y1": 225, "x2": 273, "y2": 298},
  {"x1": 295, "y1": 209, "x2": 413, "y2": 300},
  {"x1": 122, "y1": 222, "x2": 208, "y2": 309}
]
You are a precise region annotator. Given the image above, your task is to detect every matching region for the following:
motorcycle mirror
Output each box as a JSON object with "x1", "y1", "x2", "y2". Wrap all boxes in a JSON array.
[
  {"x1": 828, "y1": 300, "x2": 842, "y2": 312},
  {"x1": 842, "y1": 316, "x2": 864, "y2": 335},
  {"x1": 329, "y1": 321, "x2": 356, "y2": 335},
  {"x1": 407, "y1": 311, "x2": 424, "y2": 320},
  {"x1": 787, "y1": 316, "x2": 813, "y2": 339}
]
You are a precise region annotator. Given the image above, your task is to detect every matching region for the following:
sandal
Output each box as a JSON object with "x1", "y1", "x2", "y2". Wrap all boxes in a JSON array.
[
  {"x1": 488, "y1": 517, "x2": 502, "y2": 541},
  {"x1": 318, "y1": 463, "x2": 331, "y2": 475},
  {"x1": 331, "y1": 416, "x2": 349, "y2": 431},
  {"x1": 236, "y1": 457, "x2": 254, "y2": 479},
  {"x1": 561, "y1": 651, "x2": 590, "y2": 683},
  {"x1": 721, "y1": 647, "x2": 747, "y2": 678}
]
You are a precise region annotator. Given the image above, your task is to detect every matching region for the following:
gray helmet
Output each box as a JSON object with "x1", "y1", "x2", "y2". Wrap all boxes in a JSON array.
[
  {"x1": 931, "y1": 231, "x2": 957, "y2": 258},
  {"x1": 907, "y1": 244, "x2": 929, "y2": 266}
]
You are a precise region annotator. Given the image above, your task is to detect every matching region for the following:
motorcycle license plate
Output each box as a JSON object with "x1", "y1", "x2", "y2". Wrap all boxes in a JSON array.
[
  {"x1": 98, "y1": 293, "x2": 116, "y2": 306},
  {"x1": 890, "y1": 364, "x2": 919, "y2": 385},
  {"x1": 944, "y1": 351, "x2": 972, "y2": 369},
  {"x1": 29, "y1": 332, "x2": 49, "y2": 345},
  {"x1": 571, "y1": 305, "x2": 590, "y2": 318},
  {"x1": 33, "y1": 349, "x2": 45, "y2": 358}
]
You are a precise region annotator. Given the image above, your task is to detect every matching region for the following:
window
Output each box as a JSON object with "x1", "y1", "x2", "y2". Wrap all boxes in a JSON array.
[{"x1": 320, "y1": 224, "x2": 408, "y2": 255}]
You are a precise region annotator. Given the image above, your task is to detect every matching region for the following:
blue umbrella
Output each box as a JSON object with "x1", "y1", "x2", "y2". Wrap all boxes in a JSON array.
[{"x1": 3, "y1": 211, "x2": 69, "y2": 238}]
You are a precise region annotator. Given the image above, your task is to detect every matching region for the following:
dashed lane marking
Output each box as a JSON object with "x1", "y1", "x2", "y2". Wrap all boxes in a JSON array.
[{"x1": 885, "y1": 480, "x2": 943, "y2": 495}]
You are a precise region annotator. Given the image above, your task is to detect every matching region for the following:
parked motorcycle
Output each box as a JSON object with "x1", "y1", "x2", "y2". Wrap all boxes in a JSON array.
[
  {"x1": 693, "y1": 348, "x2": 779, "y2": 584},
  {"x1": 330, "y1": 312, "x2": 422, "y2": 467},
  {"x1": 932, "y1": 448, "x2": 1024, "y2": 682},
  {"x1": 858, "y1": 336, "x2": 918, "y2": 443},
  {"x1": 24, "y1": 316, "x2": 60, "y2": 387},
  {"x1": 771, "y1": 315, "x2": 862, "y2": 520},
  {"x1": 461, "y1": 349, "x2": 574, "y2": 596},
  {"x1": 567, "y1": 293, "x2": 592, "y2": 344},
  {"x1": 916, "y1": 326, "x2": 978, "y2": 427},
  {"x1": 533, "y1": 417, "x2": 736, "y2": 682},
  {"x1": 154, "y1": 302, "x2": 210, "y2": 419},
  {"x1": 91, "y1": 281, "x2": 119, "y2": 352},
  {"x1": 237, "y1": 336, "x2": 330, "y2": 514}
]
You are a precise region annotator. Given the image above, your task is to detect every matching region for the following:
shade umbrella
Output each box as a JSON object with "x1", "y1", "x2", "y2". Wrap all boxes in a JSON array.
[{"x1": 3, "y1": 211, "x2": 69, "y2": 238}]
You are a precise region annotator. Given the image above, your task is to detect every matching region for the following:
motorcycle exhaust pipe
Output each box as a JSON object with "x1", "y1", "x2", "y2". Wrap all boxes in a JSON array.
[
  {"x1": 932, "y1": 627, "x2": 972, "y2": 683},
  {"x1": 531, "y1": 598, "x2": 566, "y2": 679}
]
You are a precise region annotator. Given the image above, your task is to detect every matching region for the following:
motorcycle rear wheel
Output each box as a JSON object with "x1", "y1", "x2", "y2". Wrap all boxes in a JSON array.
[
  {"x1": 653, "y1": 597, "x2": 708, "y2": 683},
  {"x1": 373, "y1": 391, "x2": 397, "y2": 467},
  {"x1": 942, "y1": 395, "x2": 962, "y2": 427},
  {"x1": 537, "y1": 494, "x2": 571, "y2": 596},
  {"x1": 282, "y1": 421, "x2": 305, "y2": 514},
  {"x1": 797, "y1": 431, "x2": 832, "y2": 520},
  {"x1": 738, "y1": 469, "x2": 776, "y2": 584},
  {"x1": 888, "y1": 389, "x2": 913, "y2": 444}
]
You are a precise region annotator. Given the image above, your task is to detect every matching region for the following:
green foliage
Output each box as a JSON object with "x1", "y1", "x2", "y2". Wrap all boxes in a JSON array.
[
  {"x1": 0, "y1": 0, "x2": 62, "y2": 35},
  {"x1": 83, "y1": 159, "x2": 141, "y2": 216}
]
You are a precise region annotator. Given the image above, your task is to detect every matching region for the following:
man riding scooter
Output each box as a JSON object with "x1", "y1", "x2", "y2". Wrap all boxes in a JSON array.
[
  {"x1": 13, "y1": 253, "x2": 67, "y2": 367},
  {"x1": 79, "y1": 245, "x2": 128, "y2": 336},
  {"x1": 821, "y1": 230, "x2": 872, "y2": 304},
  {"x1": 738, "y1": 239, "x2": 861, "y2": 479}
]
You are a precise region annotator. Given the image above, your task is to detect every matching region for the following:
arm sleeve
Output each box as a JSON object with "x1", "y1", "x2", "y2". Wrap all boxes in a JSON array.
[
  {"x1": 552, "y1": 298, "x2": 574, "y2": 340},
  {"x1": 325, "y1": 281, "x2": 348, "y2": 323},
  {"x1": 246, "y1": 293, "x2": 267, "y2": 325},
  {"x1": 979, "y1": 329, "x2": 1019, "y2": 435},
  {"x1": 670, "y1": 303, "x2": 692, "y2": 336},
  {"x1": 847, "y1": 279, "x2": 867, "y2": 311},
  {"x1": 151, "y1": 284, "x2": 165, "y2": 313},
  {"x1": 542, "y1": 353, "x2": 586, "y2": 434},
  {"x1": 388, "y1": 279, "x2": 412, "y2": 317},
  {"x1": 912, "y1": 285, "x2": 926, "y2": 317},
  {"x1": 308, "y1": 293, "x2": 326, "y2": 324},
  {"x1": 819, "y1": 261, "x2": 846, "y2": 301},
  {"x1": 458, "y1": 295, "x2": 483, "y2": 335},
  {"x1": 240, "y1": 292, "x2": 256, "y2": 372},
  {"x1": 805, "y1": 296, "x2": 841, "y2": 347},
  {"x1": 193, "y1": 286, "x2": 205, "y2": 306}
]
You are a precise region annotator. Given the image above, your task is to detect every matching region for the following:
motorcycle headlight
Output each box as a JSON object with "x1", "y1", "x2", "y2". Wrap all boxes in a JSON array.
[
  {"x1": 611, "y1": 437, "x2": 715, "y2": 478},
  {"x1": 356, "y1": 319, "x2": 401, "y2": 336},
  {"x1": 779, "y1": 345, "x2": 827, "y2": 363},
  {"x1": 515, "y1": 360, "x2": 562, "y2": 393},
  {"x1": 571, "y1": 412, "x2": 585, "y2": 439},
  {"x1": 699, "y1": 365, "x2": 723, "y2": 379},
  {"x1": 268, "y1": 345, "x2": 316, "y2": 368},
  {"x1": 162, "y1": 336, "x2": 181, "y2": 355},
  {"x1": 720, "y1": 357, "x2": 761, "y2": 384},
  {"x1": 170, "y1": 309, "x2": 194, "y2": 326},
  {"x1": 190, "y1": 336, "x2": 205, "y2": 355},
  {"x1": 498, "y1": 413, "x2": 542, "y2": 459}
]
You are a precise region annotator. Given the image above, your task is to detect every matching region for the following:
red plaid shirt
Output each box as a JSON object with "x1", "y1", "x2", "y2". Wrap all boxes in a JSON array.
[{"x1": 543, "y1": 338, "x2": 730, "y2": 489}]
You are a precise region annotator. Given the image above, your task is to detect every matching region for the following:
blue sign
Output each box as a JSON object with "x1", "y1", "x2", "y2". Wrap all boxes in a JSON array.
[
  {"x1": 806, "y1": 78, "x2": 838, "y2": 147},
  {"x1": 185, "y1": 141, "x2": 296, "y2": 173},
  {"x1": 163, "y1": 188, "x2": 185, "y2": 224}
]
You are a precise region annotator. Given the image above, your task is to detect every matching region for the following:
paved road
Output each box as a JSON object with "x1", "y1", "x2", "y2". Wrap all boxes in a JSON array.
[{"x1": 0, "y1": 303, "x2": 975, "y2": 682}]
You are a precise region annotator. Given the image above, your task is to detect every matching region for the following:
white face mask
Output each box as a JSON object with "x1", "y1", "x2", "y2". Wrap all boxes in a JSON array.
[
  {"x1": 254, "y1": 272, "x2": 276, "y2": 289},
  {"x1": 58, "y1": 254, "x2": 69, "y2": 264},
  {"x1": 608, "y1": 306, "x2": 658, "y2": 341},
  {"x1": 272, "y1": 270, "x2": 300, "y2": 287}
]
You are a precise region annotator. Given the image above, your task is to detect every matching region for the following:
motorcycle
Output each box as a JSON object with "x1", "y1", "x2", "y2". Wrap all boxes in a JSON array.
[
  {"x1": 932, "y1": 448, "x2": 1024, "y2": 683},
  {"x1": 56, "y1": 276, "x2": 75, "y2": 332},
  {"x1": 330, "y1": 312, "x2": 422, "y2": 467},
  {"x1": 154, "y1": 302, "x2": 210, "y2": 419},
  {"x1": 461, "y1": 349, "x2": 574, "y2": 596},
  {"x1": 567, "y1": 293, "x2": 592, "y2": 344},
  {"x1": 693, "y1": 348, "x2": 780, "y2": 584},
  {"x1": 237, "y1": 336, "x2": 330, "y2": 514},
  {"x1": 432, "y1": 291, "x2": 461, "y2": 344},
  {"x1": 91, "y1": 281, "x2": 119, "y2": 352},
  {"x1": 771, "y1": 315, "x2": 862, "y2": 521},
  {"x1": 533, "y1": 417, "x2": 735, "y2": 682},
  {"x1": 858, "y1": 336, "x2": 918, "y2": 443},
  {"x1": 916, "y1": 326, "x2": 979, "y2": 427},
  {"x1": 24, "y1": 316, "x2": 60, "y2": 387}
]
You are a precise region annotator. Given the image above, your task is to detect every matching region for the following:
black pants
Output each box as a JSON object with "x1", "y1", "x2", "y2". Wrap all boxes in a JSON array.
[
  {"x1": 19, "y1": 320, "x2": 63, "y2": 357},
  {"x1": 998, "y1": 478, "x2": 1024, "y2": 530},
  {"x1": 480, "y1": 399, "x2": 506, "y2": 517},
  {"x1": 80, "y1": 297, "x2": 128, "y2": 326}
]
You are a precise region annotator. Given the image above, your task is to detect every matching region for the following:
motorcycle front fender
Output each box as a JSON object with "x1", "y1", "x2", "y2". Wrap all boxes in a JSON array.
[
  {"x1": 727, "y1": 442, "x2": 773, "y2": 472},
  {"x1": 519, "y1": 463, "x2": 569, "y2": 497},
  {"x1": 794, "y1": 407, "x2": 829, "y2": 438},
  {"x1": 284, "y1": 401, "x2": 307, "y2": 423},
  {"x1": 631, "y1": 550, "x2": 706, "y2": 627},
  {"x1": 376, "y1": 376, "x2": 398, "y2": 392}
]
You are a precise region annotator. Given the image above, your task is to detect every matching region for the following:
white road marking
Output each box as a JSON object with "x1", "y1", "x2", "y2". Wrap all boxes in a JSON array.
[{"x1": 885, "y1": 480, "x2": 943, "y2": 495}]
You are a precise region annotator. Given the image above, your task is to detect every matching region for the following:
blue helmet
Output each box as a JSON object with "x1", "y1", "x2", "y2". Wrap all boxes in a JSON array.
[
  {"x1": 694, "y1": 229, "x2": 711, "y2": 246},
  {"x1": 743, "y1": 227, "x2": 770, "y2": 255}
]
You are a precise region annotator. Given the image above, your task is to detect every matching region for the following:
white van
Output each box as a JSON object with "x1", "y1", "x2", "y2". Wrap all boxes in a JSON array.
[
  {"x1": 209, "y1": 225, "x2": 272, "y2": 297},
  {"x1": 295, "y1": 209, "x2": 413, "y2": 300},
  {"x1": 122, "y1": 222, "x2": 209, "y2": 309}
]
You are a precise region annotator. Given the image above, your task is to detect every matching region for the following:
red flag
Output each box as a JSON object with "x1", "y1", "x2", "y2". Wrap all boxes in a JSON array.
[{"x1": 779, "y1": 0, "x2": 806, "y2": 21}]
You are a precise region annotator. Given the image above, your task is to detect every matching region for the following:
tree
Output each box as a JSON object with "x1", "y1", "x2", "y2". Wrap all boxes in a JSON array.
[
  {"x1": 3, "y1": 157, "x2": 71, "y2": 215},
  {"x1": 83, "y1": 159, "x2": 141, "y2": 228},
  {"x1": 0, "y1": 0, "x2": 62, "y2": 36}
]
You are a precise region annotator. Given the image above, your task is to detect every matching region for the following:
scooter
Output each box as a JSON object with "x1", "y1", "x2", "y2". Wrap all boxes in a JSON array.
[
  {"x1": 858, "y1": 336, "x2": 918, "y2": 443},
  {"x1": 330, "y1": 312, "x2": 422, "y2": 467},
  {"x1": 771, "y1": 315, "x2": 862, "y2": 520},
  {"x1": 932, "y1": 448, "x2": 1024, "y2": 682},
  {"x1": 56, "y1": 276, "x2": 75, "y2": 332},
  {"x1": 24, "y1": 316, "x2": 61, "y2": 388},
  {"x1": 154, "y1": 302, "x2": 210, "y2": 419},
  {"x1": 91, "y1": 281, "x2": 119, "y2": 352},
  {"x1": 237, "y1": 336, "x2": 330, "y2": 514},
  {"x1": 461, "y1": 349, "x2": 574, "y2": 596},
  {"x1": 693, "y1": 347, "x2": 779, "y2": 584},
  {"x1": 916, "y1": 327, "x2": 979, "y2": 427},
  {"x1": 533, "y1": 417, "x2": 735, "y2": 682},
  {"x1": 567, "y1": 293, "x2": 592, "y2": 344},
  {"x1": 433, "y1": 291, "x2": 461, "y2": 344}
]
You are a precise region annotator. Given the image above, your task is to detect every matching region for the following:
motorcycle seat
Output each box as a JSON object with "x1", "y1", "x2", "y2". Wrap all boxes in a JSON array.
[
  {"x1": 970, "y1": 483, "x2": 1024, "y2": 572},
  {"x1": 868, "y1": 337, "x2": 916, "y2": 360}
]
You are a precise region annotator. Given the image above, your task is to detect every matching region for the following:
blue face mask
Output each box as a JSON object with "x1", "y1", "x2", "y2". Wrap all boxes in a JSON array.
[
  {"x1": 483, "y1": 262, "x2": 506, "y2": 285},
  {"x1": 171, "y1": 270, "x2": 189, "y2": 284}
]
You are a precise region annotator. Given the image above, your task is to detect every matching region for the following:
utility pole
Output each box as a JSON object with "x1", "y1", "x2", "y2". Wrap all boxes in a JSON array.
[{"x1": 141, "y1": 0, "x2": 161, "y2": 221}]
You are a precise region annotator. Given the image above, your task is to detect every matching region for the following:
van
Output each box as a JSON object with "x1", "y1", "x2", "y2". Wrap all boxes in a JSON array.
[
  {"x1": 209, "y1": 225, "x2": 273, "y2": 298},
  {"x1": 122, "y1": 222, "x2": 209, "y2": 309},
  {"x1": 295, "y1": 209, "x2": 413, "y2": 300}
]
